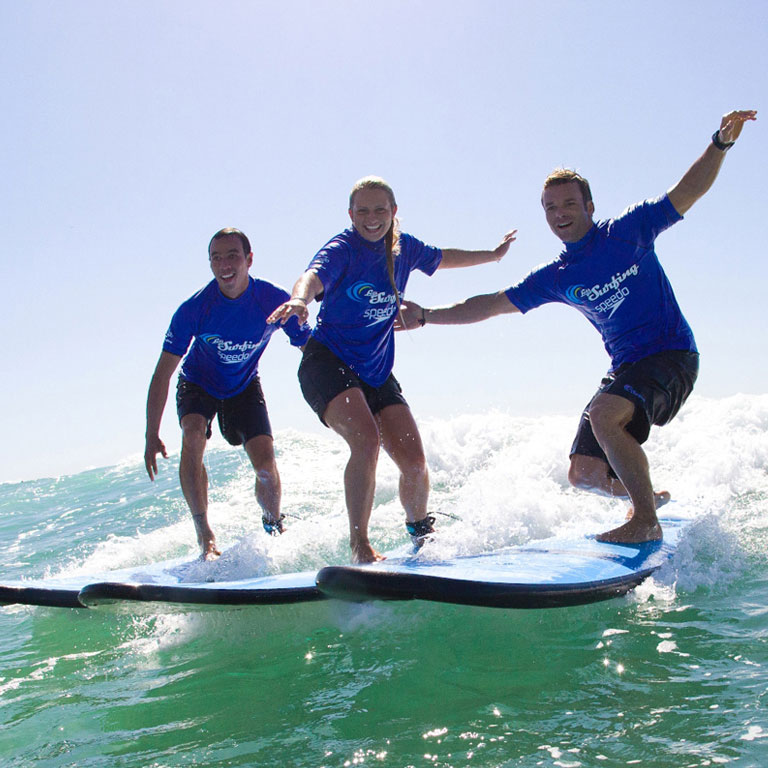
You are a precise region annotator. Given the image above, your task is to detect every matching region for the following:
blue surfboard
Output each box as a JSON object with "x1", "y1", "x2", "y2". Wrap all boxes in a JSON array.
[
  {"x1": 316, "y1": 517, "x2": 688, "y2": 609},
  {"x1": 1, "y1": 554, "x2": 322, "y2": 609}
]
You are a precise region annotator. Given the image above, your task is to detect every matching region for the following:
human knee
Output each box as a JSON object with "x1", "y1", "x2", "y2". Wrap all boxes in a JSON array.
[
  {"x1": 345, "y1": 422, "x2": 381, "y2": 463},
  {"x1": 181, "y1": 412, "x2": 208, "y2": 439},
  {"x1": 380, "y1": 417, "x2": 427, "y2": 480},
  {"x1": 400, "y1": 452, "x2": 428, "y2": 484},
  {"x1": 242, "y1": 439, "x2": 278, "y2": 485},
  {"x1": 586, "y1": 402, "x2": 608, "y2": 431},
  {"x1": 180, "y1": 427, "x2": 207, "y2": 459},
  {"x1": 586, "y1": 407, "x2": 619, "y2": 444},
  {"x1": 248, "y1": 445, "x2": 273, "y2": 468},
  {"x1": 568, "y1": 459, "x2": 591, "y2": 490},
  {"x1": 568, "y1": 455, "x2": 608, "y2": 491},
  {"x1": 587, "y1": 396, "x2": 633, "y2": 440}
]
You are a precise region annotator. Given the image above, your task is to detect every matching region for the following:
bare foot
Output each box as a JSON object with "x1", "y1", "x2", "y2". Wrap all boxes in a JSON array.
[
  {"x1": 597, "y1": 518, "x2": 662, "y2": 544},
  {"x1": 351, "y1": 540, "x2": 386, "y2": 564},
  {"x1": 200, "y1": 540, "x2": 222, "y2": 561},
  {"x1": 192, "y1": 513, "x2": 219, "y2": 557}
]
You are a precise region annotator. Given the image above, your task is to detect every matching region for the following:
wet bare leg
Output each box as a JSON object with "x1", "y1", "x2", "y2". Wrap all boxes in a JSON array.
[
  {"x1": 377, "y1": 404, "x2": 430, "y2": 525},
  {"x1": 569, "y1": 455, "x2": 670, "y2": 520},
  {"x1": 179, "y1": 414, "x2": 221, "y2": 559},
  {"x1": 324, "y1": 389, "x2": 385, "y2": 564},
  {"x1": 244, "y1": 435, "x2": 282, "y2": 529},
  {"x1": 587, "y1": 394, "x2": 662, "y2": 543}
]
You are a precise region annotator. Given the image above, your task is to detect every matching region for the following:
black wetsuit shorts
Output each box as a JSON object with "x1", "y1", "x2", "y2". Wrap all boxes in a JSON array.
[
  {"x1": 570, "y1": 349, "x2": 699, "y2": 467},
  {"x1": 176, "y1": 377, "x2": 272, "y2": 446},
  {"x1": 298, "y1": 337, "x2": 408, "y2": 426}
]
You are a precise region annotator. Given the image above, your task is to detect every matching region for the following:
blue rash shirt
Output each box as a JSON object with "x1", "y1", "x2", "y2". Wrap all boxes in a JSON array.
[
  {"x1": 308, "y1": 227, "x2": 443, "y2": 387},
  {"x1": 163, "y1": 276, "x2": 311, "y2": 399},
  {"x1": 505, "y1": 194, "x2": 697, "y2": 370}
]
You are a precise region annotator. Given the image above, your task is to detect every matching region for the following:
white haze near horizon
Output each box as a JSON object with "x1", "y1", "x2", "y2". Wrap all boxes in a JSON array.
[{"x1": 1, "y1": 0, "x2": 765, "y2": 482}]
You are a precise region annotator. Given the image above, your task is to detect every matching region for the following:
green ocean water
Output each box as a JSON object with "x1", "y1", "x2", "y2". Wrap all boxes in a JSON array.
[{"x1": 2, "y1": 396, "x2": 767, "y2": 767}]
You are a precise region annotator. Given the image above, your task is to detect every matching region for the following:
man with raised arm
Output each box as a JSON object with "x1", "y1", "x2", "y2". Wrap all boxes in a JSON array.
[
  {"x1": 399, "y1": 110, "x2": 757, "y2": 544},
  {"x1": 144, "y1": 228, "x2": 310, "y2": 559}
]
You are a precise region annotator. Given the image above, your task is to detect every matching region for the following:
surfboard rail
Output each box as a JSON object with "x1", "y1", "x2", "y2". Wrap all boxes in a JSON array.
[
  {"x1": 316, "y1": 563, "x2": 660, "y2": 609},
  {"x1": 0, "y1": 584, "x2": 86, "y2": 609},
  {"x1": 77, "y1": 579, "x2": 323, "y2": 607}
]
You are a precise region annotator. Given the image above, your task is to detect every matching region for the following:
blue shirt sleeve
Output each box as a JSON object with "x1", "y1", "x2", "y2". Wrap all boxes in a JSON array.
[
  {"x1": 504, "y1": 262, "x2": 559, "y2": 314},
  {"x1": 163, "y1": 294, "x2": 198, "y2": 356},
  {"x1": 399, "y1": 233, "x2": 442, "y2": 277},
  {"x1": 608, "y1": 194, "x2": 682, "y2": 247},
  {"x1": 307, "y1": 236, "x2": 351, "y2": 295}
]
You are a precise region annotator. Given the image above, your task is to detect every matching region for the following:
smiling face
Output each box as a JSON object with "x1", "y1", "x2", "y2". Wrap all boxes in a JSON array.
[
  {"x1": 542, "y1": 181, "x2": 595, "y2": 243},
  {"x1": 208, "y1": 234, "x2": 253, "y2": 298},
  {"x1": 349, "y1": 187, "x2": 397, "y2": 243}
]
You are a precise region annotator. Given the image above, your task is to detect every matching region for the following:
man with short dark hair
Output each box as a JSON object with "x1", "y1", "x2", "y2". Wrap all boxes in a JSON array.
[
  {"x1": 144, "y1": 228, "x2": 310, "y2": 558},
  {"x1": 400, "y1": 110, "x2": 756, "y2": 543}
]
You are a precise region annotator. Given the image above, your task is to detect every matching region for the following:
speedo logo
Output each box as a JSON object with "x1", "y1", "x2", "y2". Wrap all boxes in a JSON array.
[
  {"x1": 594, "y1": 288, "x2": 629, "y2": 317},
  {"x1": 200, "y1": 334, "x2": 262, "y2": 364},
  {"x1": 346, "y1": 281, "x2": 397, "y2": 306}
]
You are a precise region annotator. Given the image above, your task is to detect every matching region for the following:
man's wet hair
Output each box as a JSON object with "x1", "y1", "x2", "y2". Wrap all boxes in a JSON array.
[
  {"x1": 208, "y1": 228, "x2": 251, "y2": 256},
  {"x1": 542, "y1": 168, "x2": 593, "y2": 206}
]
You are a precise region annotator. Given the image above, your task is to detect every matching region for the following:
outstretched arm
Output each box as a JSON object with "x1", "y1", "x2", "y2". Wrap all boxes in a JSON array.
[
  {"x1": 267, "y1": 271, "x2": 324, "y2": 326},
  {"x1": 397, "y1": 290, "x2": 520, "y2": 331},
  {"x1": 145, "y1": 351, "x2": 182, "y2": 480},
  {"x1": 438, "y1": 229, "x2": 517, "y2": 269},
  {"x1": 667, "y1": 109, "x2": 757, "y2": 216}
]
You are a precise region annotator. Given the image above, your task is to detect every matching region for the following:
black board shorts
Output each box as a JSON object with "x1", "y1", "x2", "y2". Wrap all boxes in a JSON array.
[
  {"x1": 176, "y1": 377, "x2": 272, "y2": 446},
  {"x1": 298, "y1": 337, "x2": 408, "y2": 426},
  {"x1": 570, "y1": 349, "x2": 699, "y2": 468}
]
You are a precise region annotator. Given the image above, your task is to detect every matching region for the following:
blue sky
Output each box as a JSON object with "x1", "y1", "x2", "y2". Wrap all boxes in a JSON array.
[{"x1": 1, "y1": 0, "x2": 765, "y2": 482}]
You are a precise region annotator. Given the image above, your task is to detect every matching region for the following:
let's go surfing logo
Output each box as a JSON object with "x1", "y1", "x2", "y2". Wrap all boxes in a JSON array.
[
  {"x1": 566, "y1": 263, "x2": 639, "y2": 318},
  {"x1": 200, "y1": 334, "x2": 263, "y2": 364},
  {"x1": 346, "y1": 281, "x2": 398, "y2": 325}
]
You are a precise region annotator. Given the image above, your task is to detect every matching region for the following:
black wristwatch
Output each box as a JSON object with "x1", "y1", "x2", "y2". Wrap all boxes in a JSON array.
[{"x1": 712, "y1": 130, "x2": 734, "y2": 152}]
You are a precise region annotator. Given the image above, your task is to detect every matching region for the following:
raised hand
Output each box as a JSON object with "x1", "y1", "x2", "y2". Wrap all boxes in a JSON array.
[
  {"x1": 718, "y1": 109, "x2": 757, "y2": 144},
  {"x1": 491, "y1": 229, "x2": 518, "y2": 262}
]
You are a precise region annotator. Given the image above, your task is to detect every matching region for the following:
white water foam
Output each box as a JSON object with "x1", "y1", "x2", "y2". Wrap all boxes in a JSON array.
[{"x1": 37, "y1": 394, "x2": 768, "y2": 599}]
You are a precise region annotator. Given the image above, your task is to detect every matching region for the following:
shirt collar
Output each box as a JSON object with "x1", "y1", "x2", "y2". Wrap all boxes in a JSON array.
[
  {"x1": 560, "y1": 223, "x2": 598, "y2": 264},
  {"x1": 348, "y1": 226, "x2": 387, "y2": 256}
]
